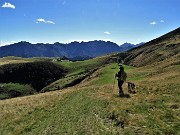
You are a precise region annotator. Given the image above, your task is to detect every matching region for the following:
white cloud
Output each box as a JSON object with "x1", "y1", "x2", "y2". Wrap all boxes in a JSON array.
[
  {"x1": 104, "y1": 31, "x2": 111, "y2": 35},
  {"x1": 36, "y1": 18, "x2": 55, "y2": 24},
  {"x1": 2, "y1": 2, "x2": 15, "y2": 9},
  {"x1": 150, "y1": 21, "x2": 157, "y2": 25},
  {"x1": 46, "y1": 20, "x2": 55, "y2": 24},
  {"x1": 37, "y1": 18, "x2": 45, "y2": 22},
  {"x1": 160, "y1": 20, "x2": 164, "y2": 23}
]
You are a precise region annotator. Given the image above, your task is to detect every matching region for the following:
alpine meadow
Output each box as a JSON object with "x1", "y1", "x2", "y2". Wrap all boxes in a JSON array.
[{"x1": 0, "y1": 0, "x2": 180, "y2": 135}]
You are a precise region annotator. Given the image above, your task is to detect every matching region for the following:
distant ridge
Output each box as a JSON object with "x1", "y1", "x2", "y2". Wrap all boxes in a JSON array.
[
  {"x1": 0, "y1": 40, "x2": 142, "y2": 59},
  {"x1": 120, "y1": 42, "x2": 144, "y2": 51}
]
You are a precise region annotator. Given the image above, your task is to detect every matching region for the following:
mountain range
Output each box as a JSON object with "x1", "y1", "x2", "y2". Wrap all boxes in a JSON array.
[{"x1": 0, "y1": 41, "x2": 143, "y2": 59}]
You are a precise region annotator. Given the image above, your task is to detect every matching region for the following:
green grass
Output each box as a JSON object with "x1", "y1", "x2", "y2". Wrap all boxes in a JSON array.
[
  {"x1": 95, "y1": 63, "x2": 134, "y2": 85},
  {"x1": 56, "y1": 58, "x2": 102, "y2": 73},
  {"x1": 42, "y1": 73, "x2": 86, "y2": 92},
  {"x1": 43, "y1": 56, "x2": 110, "y2": 92},
  {"x1": 26, "y1": 90, "x2": 111, "y2": 135},
  {"x1": 0, "y1": 83, "x2": 35, "y2": 100},
  {"x1": 0, "y1": 55, "x2": 179, "y2": 134},
  {"x1": 0, "y1": 89, "x2": 119, "y2": 135}
]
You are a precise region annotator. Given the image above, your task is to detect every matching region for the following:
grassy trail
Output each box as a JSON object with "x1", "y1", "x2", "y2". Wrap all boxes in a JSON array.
[{"x1": 0, "y1": 63, "x2": 179, "y2": 135}]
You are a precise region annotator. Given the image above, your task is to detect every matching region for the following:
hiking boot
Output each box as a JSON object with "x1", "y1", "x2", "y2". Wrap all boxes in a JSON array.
[{"x1": 119, "y1": 93, "x2": 124, "y2": 97}]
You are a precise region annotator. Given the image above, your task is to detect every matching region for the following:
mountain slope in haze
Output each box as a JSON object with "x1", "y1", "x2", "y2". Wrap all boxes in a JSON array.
[
  {"x1": 0, "y1": 41, "x2": 140, "y2": 58},
  {"x1": 124, "y1": 27, "x2": 180, "y2": 67},
  {"x1": 120, "y1": 42, "x2": 145, "y2": 51}
]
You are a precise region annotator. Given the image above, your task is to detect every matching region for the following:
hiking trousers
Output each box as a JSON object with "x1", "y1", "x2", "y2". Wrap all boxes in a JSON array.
[{"x1": 118, "y1": 80, "x2": 124, "y2": 95}]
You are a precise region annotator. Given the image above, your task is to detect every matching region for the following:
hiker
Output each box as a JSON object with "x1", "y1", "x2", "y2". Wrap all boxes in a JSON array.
[{"x1": 115, "y1": 65, "x2": 127, "y2": 96}]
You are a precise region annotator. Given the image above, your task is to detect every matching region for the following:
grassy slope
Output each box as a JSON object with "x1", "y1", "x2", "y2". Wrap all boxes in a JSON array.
[
  {"x1": 0, "y1": 83, "x2": 35, "y2": 100},
  {"x1": 0, "y1": 60, "x2": 67, "y2": 99},
  {"x1": 0, "y1": 56, "x2": 54, "y2": 66},
  {"x1": 0, "y1": 57, "x2": 179, "y2": 134},
  {"x1": 41, "y1": 58, "x2": 102, "y2": 92},
  {"x1": 0, "y1": 54, "x2": 116, "y2": 99},
  {"x1": 42, "y1": 54, "x2": 117, "y2": 92},
  {"x1": 0, "y1": 57, "x2": 31, "y2": 66},
  {"x1": 124, "y1": 27, "x2": 180, "y2": 67}
]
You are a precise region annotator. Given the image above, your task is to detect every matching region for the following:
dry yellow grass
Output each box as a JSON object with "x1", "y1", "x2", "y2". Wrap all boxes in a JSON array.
[{"x1": 0, "y1": 60, "x2": 30, "y2": 66}]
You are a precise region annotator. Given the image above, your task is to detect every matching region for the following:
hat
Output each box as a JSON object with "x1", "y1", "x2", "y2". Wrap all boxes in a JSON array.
[{"x1": 118, "y1": 64, "x2": 123, "y2": 67}]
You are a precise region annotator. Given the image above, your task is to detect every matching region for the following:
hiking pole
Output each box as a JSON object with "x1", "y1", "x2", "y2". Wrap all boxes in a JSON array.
[{"x1": 112, "y1": 75, "x2": 116, "y2": 94}]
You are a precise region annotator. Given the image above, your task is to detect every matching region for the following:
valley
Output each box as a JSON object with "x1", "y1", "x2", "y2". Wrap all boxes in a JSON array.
[{"x1": 0, "y1": 28, "x2": 179, "y2": 135}]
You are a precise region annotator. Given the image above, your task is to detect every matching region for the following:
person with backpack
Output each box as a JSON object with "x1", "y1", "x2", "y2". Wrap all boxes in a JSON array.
[{"x1": 115, "y1": 65, "x2": 127, "y2": 97}]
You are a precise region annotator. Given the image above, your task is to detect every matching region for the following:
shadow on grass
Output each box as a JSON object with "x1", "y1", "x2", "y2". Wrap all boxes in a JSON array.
[{"x1": 113, "y1": 94, "x2": 131, "y2": 98}]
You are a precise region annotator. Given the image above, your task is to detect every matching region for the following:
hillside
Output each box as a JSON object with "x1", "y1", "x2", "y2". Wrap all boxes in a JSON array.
[
  {"x1": 0, "y1": 61, "x2": 67, "y2": 99},
  {"x1": 0, "y1": 56, "x2": 179, "y2": 134},
  {"x1": 0, "y1": 41, "x2": 141, "y2": 59},
  {"x1": 0, "y1": 28, "x2": 179, "y2": 134},
  {"x1": 0, "y1": 54, "x2": 119, "y2": 99},
  {"x1": 124, "y1": 27, "x2": 180, "y2": 67}
]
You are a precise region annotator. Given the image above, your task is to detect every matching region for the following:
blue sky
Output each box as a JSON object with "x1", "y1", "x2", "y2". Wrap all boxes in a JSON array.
[{"x1": 0, "y1": 0, "x2": 180, "y2": 46}]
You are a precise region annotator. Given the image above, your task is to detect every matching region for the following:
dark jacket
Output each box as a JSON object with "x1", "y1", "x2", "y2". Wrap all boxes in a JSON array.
[{"x1": 116, "y1": 71, "x2": 127, "y2": 81}]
